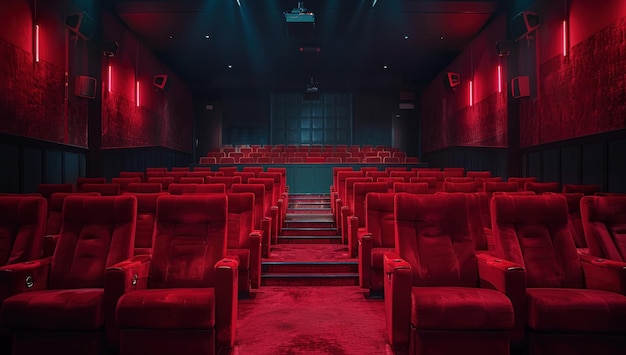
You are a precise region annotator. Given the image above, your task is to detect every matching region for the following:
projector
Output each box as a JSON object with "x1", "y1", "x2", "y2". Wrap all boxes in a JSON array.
[{"x1": 285, "y1": 2, "x2": 315, "y2": 36}]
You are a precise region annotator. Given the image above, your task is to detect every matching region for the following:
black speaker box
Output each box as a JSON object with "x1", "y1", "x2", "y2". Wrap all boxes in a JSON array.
[
  {"x1": 511, "y1": 76, "x2": 530, "y2": 98},
  {"x1": 153, "y1": 75, "x2": 171, "y2": 91},
  {"x1": 102, "y1": 41, "x2": 118, "y2": 57},
  {"x1": 443, "y1": 72, "x2": 461, "y2": 89},
  {"x1": 75, "y1": 76, "x2": 97, "y2": 99},
  {"x1": 511, "y1": 11, "x2": 540, "y2": 41},
  {"x1": 65, "y1": 12, "x2": 96, "y2": 40}
]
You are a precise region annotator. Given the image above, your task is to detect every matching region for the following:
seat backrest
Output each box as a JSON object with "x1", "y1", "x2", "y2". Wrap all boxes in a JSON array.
[
  {"x1": 179, "y1": 177, "x2": 205, "y2": 184},
  {"x1": 393, "y1": 182, "x2": 430, "y2": 194},
  {"x1": 389, "y1": 171, "x2": 417, "y2": 182},
  {"x1": 76, "y1": 177, "x2": 107, "y2": 191},
  {"x1": 168, "y1": 183, "x2": 226, "y2": 195},
  {"x1": 80, "y1": 183, "x2": 121, "y2": 196},
  {"x1": 46, "y1": 192, "x2": 100, "y2": 235},
  {"x1": 248, "y1": 178, "x2": 275, "y2": 215},
  {"x1": 242, "y1": 167, "x2": 264, "y2": 177},
  {"x1": 443, "y1": 181, "x2": 479, "y2": 193},
  {"x1": 395, "y1": 193, "x2": 477, "y2": 287},
  {"x1": 150, "y1": 195, "x2": 228, "y2": 288},
  {"x1": 232, "y1": 172, "x2": 255, "y2": 184},
  {"x1": 333, "y1": 167, "x2": 354, "y2": 191},
  {"x1": 232, "y1": 184, "x2": 265, "y2": 230},
  {"x1": 50, "y1": 195, "x2": 136, "y2": 289},
  {"x1": 164, "y1": 171, "x2": 187, "y2": 183},
  {"x1": 563, "y1": 184, "x2": 601, "y2": 195},
  {"x1": 491, "y1": 194, "x2": 583, "y2": 288},
  {"x1": 352, "y1": 182, "x2": 388, "y2": 227},
  {"x1": 365, "y1": 171, "x2": 388, "y2": 180},
  {"x1": 258, "y1": 172, "x2": 282, "y2": 204},
  {"x1": 37, "y1": 183, "x2": 74, "y2": 201},
  {"x1": 580, "y1": 195, "x2": 626, "y2": 261},
  {"x1": 199, "y1": 156, "x2": 217, "y2": 164},
  {"x1": 466, "y1": 171, "x2": 492, "y2": 179},
  {"x1": 558, "y1": 193, "x2": 586, "y2": 248},
  {"x1": 111, "y1": 177, "x2": 142, "y2": 192},
  {"x1": 207, "y1": 176, "x2": 242, "y2": 192},
  {"x1": 218, "y1": 166, "x2": 238, "y2": 176},
  {"x1": 409, "y1": 177, "x2": 438, "y2": 193},
  {"x1": 365, "y1": 193, "x2": 396, "y2": 248},
  {"x1": 127, "y1": 182, "x2": 163, "y2": 193},
  {"x1": 345, "y1": 177, "x2": 373, "y2": 212},
  {"x1": 484, "y1": 181, "x2": 519, "y2": 197},
  {"x1": 147, "y1": 177, "x2": 175, "y2": 191},
  {"x1": 126, "y1": 192, "x2": 168, "y2": 255},
  {"x1": 337, "y1": 171, "x2": 364, "y2": 202},
  {"x1": 508, "y1": 177, "x2": 538, "y2": 191},
  {"x1": 0, "y1": 196, "x2": 47, "y2": 265},
  {"x1": 225, "y1": 193, "x2": 255, "y2": 249},
  {"x1": 444, "y1": 177, "x2": 473, "y2": 183},
  {"x1": 524, "y1": 181, "x2": 560, "y2": 194},
  {"x1": 474, "y1": 177, "x2": 503, "y2": 191}
]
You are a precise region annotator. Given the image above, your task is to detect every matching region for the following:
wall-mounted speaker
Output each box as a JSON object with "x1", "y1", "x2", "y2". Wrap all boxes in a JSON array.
[
  {"x1": 153, "y1": 75, "x2": 170, "y2": 91},
  {"x1": 511, "y1": 11, "x2": 541, "y2": 41},
  {"x1": 65, "y1": 12, "x2": 96, "y2": 40},
  {"x1": 102, "y1": 41, "x2": 118, "y2": 57},
  {"x1": 75, "y1": 76, "x2": 97, "y2": 99},
  {"x1": 511, "y1": 76, "x2": 530, "y2": 98},
  {"x1": 443, "y1": 72, "x2": 461, "y2": 89},
  {"x1": 496, "y1": 40, "x2": 514, "y2": 56}
]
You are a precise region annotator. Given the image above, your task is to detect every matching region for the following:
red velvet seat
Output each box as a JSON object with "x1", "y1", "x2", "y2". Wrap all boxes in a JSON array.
[
  {"x1": 408, "y1": 177, "x2": 438, "y2": 194},
  {"x1": 581, "y1": 195, "x2": 626, "y2": 260},
  {"x1": 232, "y1": 184, "x2": 270, "y2": 277},
  {"x1": 467, "y1": 171, "x2": 492, "y2": 179},
  {"x1": 111, "y1": 177, "x2": 142, "y2": 192},
  {"x1": 392, "y1": 182, "x2": 430, "y2": 194},
  {"x1": 389, "y1": 171, "x2": 417, "y2": 182},
  {"x1": 169, "y1": 183, "x2": 226, "y2": 195},
  {"x1": 0, "y1": 196, "x2": 47, "y2": 268},
  {"x1": 242, "y1": 166, "x2": 263, "y2": 177},
  {"x1": 563, "y1": 183, "x2": 601, "y2": 195},
  {"x1": 384, "y1": 193, "x2": 518, "y2": 353},
  {"x1": 248, "y1": 178, "x2": 278, "y2": 258},
  {"x1": 113, "y1": 195, "x2": 237, "y2": 355},
  {"x1": 37, "y1": 183, "x2": 74, "y2": 201},
  {"x1": 76, "y1": 177, "x2": 107, "y2": 191},
  {"x1": 341, "y1": 177, "x2": 373, "y2": 248},
  {"x1": 147, "y1": 176, "x2": 175, "y2": 191},
  {"x1": 508, "y1": 176, "x2": 538, "y2": 191},
  {"x1": 125, "y1": 192, "x2": 168, "y2": 256},
  {"x1": 81, "y1": 183, "x2": 121, "y2": 196},
  {"x1": 415, "y1": 171, "x2": 444, "y2": 191},
  {"x1": 0, "y1": 195, "x2": 137, "y2": 354},
  {"x1": 524, "y1": 181, "x2": 560, "y2": 194},
  {"x1": 126, "y1": 182, "x2": 163, "y2": 193},
  {"x1": 377, "y1": 177, "x2": 404, "y2": 192},
  {"x1": 358, "y1": 192, "x2": 395, "y2": 295},
  {"x1": 443, "y1": 181, "x2": 479, "y2": 193},
  {"x1": 206, "y1": 176, "x2": 241, "y2": 192},
  {"x1": 491, "y1": 194, "x2": 626, "y2": 354},
  {"x1": 347, "y1": 182, "x2": 388, "y2": 258},
  {"x1": 199, "y1": 156, "x2": 217, "y2": 164}
]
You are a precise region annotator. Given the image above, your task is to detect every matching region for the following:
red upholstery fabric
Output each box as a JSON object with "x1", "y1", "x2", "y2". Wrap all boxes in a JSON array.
[
  {"x1": 147, "y1": 177, "x2": 175, "y2": 191},
  {"x1": 232, "y1": 184, "x2": 265, "y2": 231},
  {"x1": 491, "y1": 194, "x2": 583, "y2": 288},
  {"x1": 45, "y1": 192, "x2": 100, "y2": 236},
  {"x1": 2, "y1": 289, "x2": 104, "y2": 330},
  {"x1": 117, "y1": 288, "x2": 215, "y2": 329},
  {"x1": 411, "y1": 287, "x2": 514, "y2": 329},
  {"x1": 393, "y1": 182, "x2": 430, "y2": 194},
  {"x1": 233, "y1": 172, "x2": 255, "y2": 183},
  {"x1": 206, "y1": 176, "x2": 241, "y2": 192},
  {"x1": 563, "y1": 184, "x2": 601, "y2": 195},
  {"x1": 76, "y1": 178, "x2": 107, "y2": 192},
  {"x1": 443, "y1": 181, "x2": 479, "y2": 193},
  {"x1": 126, "y1": 192, "x2": 168, "y2": 256},
  {"x1": 508, "y1": 177, "x2": 538, "y2": 191},
  {"x1": 484, "y1": 181, "x2": 519, "y2": 196},
  {"x1": 377, "y1": 177, "x2": 403, "y2": 192},
  {"x1": 50, "y1": 195, "x2": 136, "y2": 289},
  {"x1": 365, "y1": 171, "x2": 388, "y2": 180},
  {"x1": 126, "y1": 182, "x2": 163, "y2": 193},
  {"x1": 80, "y1": 183, "x2": 121, "y2": 196},
  {"x1": 225, "y1": 192, "x2": 259, "y2": 293},
  {"x1": 526, "y1": 288, "x2": 626, "y2": 332},
  {"x1": 179, "y1": 177, "x2": 205, "y2": 184},
  {"x1": 389, "y1": 171, "x2": 417, "y2": 182},
  {"x1": 37, "y1": 183, "x2": 74, "y2": 200},
  {"x1": 444, "y1": 177, "x2": 473, "y2": 183},
  {"x1": 199, "y1": 156, "x2": 217, "y2": 164},
  {"x1": 409, "y1": 177, "x2": 438, "y2": 193},
  {"x1": 467, "y1": 171, "x2": 492, "y2": 178},
  {"x1": 558, "y1": 193, "x2": 587, "y2": 248},
  {"x1": 168, "y1": 183, "x2": 226, "y2": 195},
  {"x1": 524, "y1": 181, "x2": 560, "y2": 194},
  {"x1": 242, "y1": 167, "x2": 263, "y2": 177},
  {"x1": 0, "y1": 196, "x2": 47, "y2": 265},
  {"x1": 150, "y1": 195, "x2": 228, "y2": 289},
  {"x1": 111, "y1": 177, "x2": 141, "y2": 192},
  {"x1": 581, "y1": 195, "x2": 626, "y2": 261},
  {"x1": 119, "y1": 172, "x2": 144, "y2": 182}
]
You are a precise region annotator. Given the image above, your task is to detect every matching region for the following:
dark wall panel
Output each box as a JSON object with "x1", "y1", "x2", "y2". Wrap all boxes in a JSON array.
[
  {"x1": 0, "y1": 143, "x2": 20, "y2": 193},
  {"x1": 527, "y1": 152, "x2": 542, "y2": 179},
  {"x1": 45, "y1": 150, "x2": 63, "y2": 184},
  {"x1": 99, "y1": 147, "x2": 191, "y2": 180},
  {"x1": 608, "y1": 138, "x2": 626, "y2": 192},
  {"x1": 581, "y1": 142, "x2": 606, "y2": 190},
  {"x1": 64, "y1": 152, "x2": 80, "y2": 187},
  {"x1": 422, "y1": 147, "x2": 508, "y2": 179},
  {"x1": 23, "y1": 147, "x2": 43, "y2": 193},
  {"x1": 560, "y1": 146, "x2": 580, "y2": 185},
  {"x1": 542, "y1": 149, "x2": 559, "y2": 182}
]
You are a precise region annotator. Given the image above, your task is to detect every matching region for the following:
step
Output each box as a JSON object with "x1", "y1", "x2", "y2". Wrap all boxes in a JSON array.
[
  {"x1": 262, "y1": 261, "x2": 358, "y2": 274},
  {"x1": 285, "y1": 213, "x2": 334, "y2": 221},
  {"x1": 277, "y1": 235, "x2": 342, "y2": 244},
  {"x1": 261, "y1": 273, "x2": 359, "y2": 286},
  {"x1": 281, "y1": 227, "x2": 338, "y2": 236},
  {"x1": 288, "y1": 193, "x2": 330, "y2": 198},
  {"x1": 288, "y1": 202, "x2": 331, "y2": 208},
  {"x1": 286, "y1": 208, "x2": 332, "y2": 214},
  {"x1": 283, "y1": 221, "x2": 336, "y2": 228}
]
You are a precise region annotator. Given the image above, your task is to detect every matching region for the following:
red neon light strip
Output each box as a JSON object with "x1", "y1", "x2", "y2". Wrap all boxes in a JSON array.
[
  {"x1": 108, "y1": 65, "x2": 112, "y2": 93},
  {"x1": 497, "y1": 65, "x2": 502, "y2": 93},
  {"x1": 136, "y1": 81, "x2": 140, "y2": 107},
  {"x1": 35, "y1": 25, "x2": 39, "y2": 62},
  {"x1": 563, "y1": 20, "x2": 568, "y2": 57},
  {"x1": 469, "y1": 80, "x2": 473, "y2": 106}
]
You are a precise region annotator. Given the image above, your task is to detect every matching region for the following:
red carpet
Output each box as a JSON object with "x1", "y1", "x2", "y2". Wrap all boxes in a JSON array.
[{"x1": 233, "y1": 286, "x2": 400, "y2": 355}]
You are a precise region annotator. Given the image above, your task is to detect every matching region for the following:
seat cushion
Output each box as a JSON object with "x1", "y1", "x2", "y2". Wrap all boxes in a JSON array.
[
  {"x1": 116, "y1": 288, "x2": 215, "y2": 329},
  {"x1": 1, "y1": 289, "x2": 104, "y2": 330},
  {"x1": 371, "y1": 247, "x2": 395, "y2": 270},
  {"x1": 527, "y1": 288, "x2": 626, "y2": 332},
  {"x1": 411, "y1": 287, "x2": 514, "y2": 330}
]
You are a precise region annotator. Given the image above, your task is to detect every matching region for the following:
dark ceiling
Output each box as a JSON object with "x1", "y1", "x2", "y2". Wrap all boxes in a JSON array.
[{"x1": 109, "y1": 0, "x2": 505, "y2": 93}]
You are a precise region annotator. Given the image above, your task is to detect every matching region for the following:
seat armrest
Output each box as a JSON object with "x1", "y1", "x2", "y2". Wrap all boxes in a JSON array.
[
  {"x1": 104, "y1": 254, "x2": 152, "y2": 347},
  {"x1": 383, "y1": 252, "x2": 412, "y2": 351},
  {"x1": 270, "y1": 206, "x2": 279, "y2": 246},
  {"x1": 476, "y1": 253, "x2": 526, "y2": 346},
  {"x1": 340, "y1": 205, "x2": 350, "y2": 244},
  {"x1": 580, "y1": 254, "x2": 626, "y2": 295},
  {"x1": 249, "y1": 231, "x2": 263, "y2": 289},
  {"x1": 0, "y1": 257, "x2": 52, "y2": 301},
  {"x1": 42, "y1": 234, "x2": 59, "y2": 257},
  {"x1": 358, "y1": 233, "x2": 373, "y2": 288},
  {"x1": 347, "y1": 215, "x2": 359, "y2": 258},
  {"x1": 261, "y1": 217, "x2": 272, "y2": 258},
  {"x1": 215, "y1": 258, "x2": 240, "y2": 350},
  {"x1": 334, "y1": 198, "x2": 343, "y2": 227}
]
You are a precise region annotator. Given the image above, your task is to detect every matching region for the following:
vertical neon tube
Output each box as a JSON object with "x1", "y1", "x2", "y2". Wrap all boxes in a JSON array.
[
  {"x1": 469, "y1": 80, "x2": 473, "y2": 106},
  {"x1": 136, "y1": 81, "x2": 140, "y2": 107},
  {"x1": 35, "y1": 25, "x2": 39, "y2": 62},
  {"x1": 497, "y1": 65, "x2": 502, "y2": 93},
  {"x1": 563, "y1": 20, "x2": 568, "y2": 57},
  {"x1": 108, "y1": 65, "x2": 112, "y2": 93}
]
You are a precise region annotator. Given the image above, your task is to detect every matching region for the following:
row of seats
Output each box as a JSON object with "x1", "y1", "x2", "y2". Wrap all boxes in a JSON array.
[
  {"x1": 0, "y1": 194, "x2": 244, "y2": 355},
  {"x1": 381, "y1": 193, "x2": 626, "y2": 354},
  {"x1": 214, "y1": 144, "x2": 397, "y2": 154},
  {"x1": 199, "y1": 155, "x2": 419, "y2": 164}
]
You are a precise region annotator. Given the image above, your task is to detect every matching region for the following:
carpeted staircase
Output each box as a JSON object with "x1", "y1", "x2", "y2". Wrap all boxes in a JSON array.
[{"x1": 261, "y1": 193, "x2": 359, "y2": 286}]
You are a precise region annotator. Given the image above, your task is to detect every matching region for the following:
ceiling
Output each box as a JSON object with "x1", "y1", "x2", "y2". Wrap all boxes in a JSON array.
[{"x1": 109, "y1": 0, "x2": 505, "y2": 93}]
